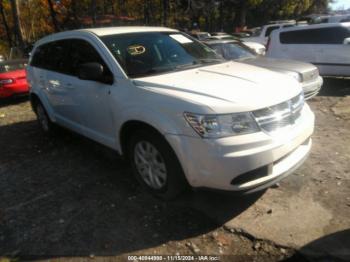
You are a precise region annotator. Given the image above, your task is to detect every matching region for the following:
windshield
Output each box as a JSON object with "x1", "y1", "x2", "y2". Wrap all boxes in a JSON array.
[
  {"x1": 101, "y1": 32, "x2": 224, "y2": 78},
  {"x1": 0, "y1": 61, "x2": 27, "y2": 73},
  {"x1": 209, "y1": 42, "x2": 256, "y2": 60}
]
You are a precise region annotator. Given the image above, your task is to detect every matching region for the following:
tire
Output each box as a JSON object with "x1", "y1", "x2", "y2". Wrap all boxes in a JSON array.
[
  {"x1": 128, "y1": 129, "x2": 188, "y2": 200},
  {"x1": 35, "y1": 102, "x2": 54, "y2": 134}
]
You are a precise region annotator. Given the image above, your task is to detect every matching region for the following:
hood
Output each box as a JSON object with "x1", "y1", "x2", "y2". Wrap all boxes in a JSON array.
[
  {"x1": 133, "y1": 61, "x2": 302, "y2": 114},
  {"x1": 241, "y1": 57, "x2": 317, "y2": 74}
]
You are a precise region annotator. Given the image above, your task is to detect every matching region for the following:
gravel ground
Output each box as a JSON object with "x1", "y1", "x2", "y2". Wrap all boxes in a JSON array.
[{"x1": 0, "y1": 78, "x2": 349, "y2": 262}]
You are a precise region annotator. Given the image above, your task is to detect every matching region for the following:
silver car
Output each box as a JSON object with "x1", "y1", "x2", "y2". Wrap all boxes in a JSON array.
[{"x1": 204, "y1": 39, "x2": 323, "y2": 100}]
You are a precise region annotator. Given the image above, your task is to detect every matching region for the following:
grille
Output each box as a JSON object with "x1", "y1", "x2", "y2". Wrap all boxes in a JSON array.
[
  {"x1": 302, "y1": 68, "x2": 318, "y2": 82},
  {"x1": 253, "y1": 93, "x2": 304, "y2": 134}
]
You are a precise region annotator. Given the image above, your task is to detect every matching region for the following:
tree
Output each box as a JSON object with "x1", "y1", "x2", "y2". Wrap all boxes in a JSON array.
[
  {"x1": 47, "y1": 0, "x2": 59, "y2": 31},
  {"x1": 162, "y1": 0, "x2": 168, "y2": 26},
  {"x1": 9, "y1": 0, "x2": 24, "y2": 49},
  {"x1": 90, "y1": 0, "x2": 97, "y2": 26},
  {"x1": 0, "y1": 0, "x2": 12, "y2": 46}
]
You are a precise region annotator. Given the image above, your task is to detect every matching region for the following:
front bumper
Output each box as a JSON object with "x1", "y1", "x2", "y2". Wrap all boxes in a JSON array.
[
  {"x1": 302, "y1": 76, "x2": 323, "y2": 100},
  {"x1": 166, "y1": 105, "x2": 314, "y2": 193}
]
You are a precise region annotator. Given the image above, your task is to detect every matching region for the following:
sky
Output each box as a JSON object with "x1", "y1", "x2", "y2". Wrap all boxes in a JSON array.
[{"x1": 330, "y1": 0, "x2": 350, "y2": 10}]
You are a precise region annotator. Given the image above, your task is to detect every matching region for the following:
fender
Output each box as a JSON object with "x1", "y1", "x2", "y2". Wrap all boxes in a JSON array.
[
  {"x1": 30, "y1": 89, "x2": 57, "y2": 123},
  {"x1": 114, "y1": 105, "x2": 187, "y2": 153}
]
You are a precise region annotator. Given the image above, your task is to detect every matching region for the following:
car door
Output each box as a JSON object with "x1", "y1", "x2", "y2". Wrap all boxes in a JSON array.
[
  {"x1": 277, "y1": 29, "x2": 317, "y2": 63},
  {"x1": 64, "y1": 38, "x2": 116, "y2": 146},
  {"x1": 313, "y1": 26, "x2": 350, "y2": 76},
  {"x1": 41, "y1": 40, "x2": 82, "y2": 124},
  {"x1": 28, "y1": 43, "x2": 54, "y2": 108}
]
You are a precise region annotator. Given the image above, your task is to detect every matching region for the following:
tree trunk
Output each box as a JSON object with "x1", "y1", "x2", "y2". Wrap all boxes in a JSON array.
[
  {"x1": 47, "y1": 0, "x2": 59, "y2": 32},
  {"x1": 0, "y1": 0, "x2": 12, "y2": 46},
  {"x1": 238, "y1": 0, "x2": 247, "y2": 27},
  {"x1": 90, "y1": 0, "x2": 97, "y2": 26},
  {"x1": 9, "y1": 0, "x2": 24, "y2": 49},
  {"x1": 71, "y1": 0, "x2": 79, "y2": 26},
  {"x1": 219, "y1": 0, "x2": 224, "y2": 31},
  {"x1": 144, "y1": 0, "x2": 150, "y2": 25},
  {"x1": 162, "y1": 0, "x2": 168, "y2": 26},
  {"x1": 118, "y1": 0, "x2": 127, "y2": 16}
]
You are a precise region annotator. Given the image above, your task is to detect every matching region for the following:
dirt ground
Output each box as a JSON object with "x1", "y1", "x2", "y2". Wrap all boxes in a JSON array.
[{"x1": 0, "y1": 78, "x2": 349, "y2": 262}]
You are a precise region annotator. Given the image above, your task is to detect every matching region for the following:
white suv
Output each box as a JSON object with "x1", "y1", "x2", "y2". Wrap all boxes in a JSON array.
[
  {"x1": 27, "y1": 27, "x2": 314, "y2": 198},
  {"x1": 267, "y1": 23, "x2": 350, "y2": 76}
]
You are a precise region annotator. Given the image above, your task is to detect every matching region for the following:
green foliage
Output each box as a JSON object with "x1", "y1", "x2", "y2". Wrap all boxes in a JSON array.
[{"x1": 0, "y1": 0, "x2": 333, "y2": 53}]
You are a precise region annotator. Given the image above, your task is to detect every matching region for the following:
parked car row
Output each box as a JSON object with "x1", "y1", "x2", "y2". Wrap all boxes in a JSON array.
[
  {"x1": 267, "y1": 22, "x2": 350, "y2": 76},
  {"x1": 27, "y1": 27, "x2": 314, "y2": 198},
  {"x1": 202, "y1": 39, "x2": 322, "y2": 99},
  {"x1": 190, "y1": 31, "x2": 266, "y2": 55}
]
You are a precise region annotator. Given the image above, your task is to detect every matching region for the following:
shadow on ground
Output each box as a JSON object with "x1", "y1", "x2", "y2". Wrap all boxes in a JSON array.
[
  {"x1": 318, "y1": 77, "x2": 350, "y2": 97},
  {"x1": 0, "y1": 96, "x2": 29, "y2": 109},
  {"x1": 286, "y1": 229, "x2": 350, "y2": 262},
  {"x1": 0, "y1": 120, "x2": 263, "y2": 259}
]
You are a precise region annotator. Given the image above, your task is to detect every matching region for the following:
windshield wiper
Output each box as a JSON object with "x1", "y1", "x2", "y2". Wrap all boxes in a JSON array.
[
  {"x1": 174, "y1": 62, "x2": 202, "y2": 70},
  {"x1": 198, "y1": 58, "x2": 226, "y2": 64}
]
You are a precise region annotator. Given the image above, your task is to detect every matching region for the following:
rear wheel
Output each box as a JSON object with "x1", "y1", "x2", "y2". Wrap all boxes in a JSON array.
[
  {"x1": 35, "y1": 102, "x2": 53, "y2": 134},
  {"x1": 128, "y1": 130, "x2": 188, "y2": 199}
]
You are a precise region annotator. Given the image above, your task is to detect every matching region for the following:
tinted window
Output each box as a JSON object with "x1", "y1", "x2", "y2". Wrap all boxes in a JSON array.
[
  {"x1": 265, "y1": 26, "x2": 280, "y2": 37},
  {"x1": 31, "y1": 40, "x2": 70, "y2": 72},
  {"x1": 69, "y1": 39, "x2": 113, "y2": 83},
  {"x1": 31, "y1": 44, "x2": 49, "y2": 68},
  {"x1": 101, "y1": 32, "x2": 224, "y2": 78},
  {"x1": 280, "y1": 27, "x2": 350, "y2": 44}
]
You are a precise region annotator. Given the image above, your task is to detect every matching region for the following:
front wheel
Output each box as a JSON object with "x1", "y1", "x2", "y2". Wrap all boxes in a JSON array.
[{"x1": 128, "y1": 130, "x2": 188, "y2": 199}]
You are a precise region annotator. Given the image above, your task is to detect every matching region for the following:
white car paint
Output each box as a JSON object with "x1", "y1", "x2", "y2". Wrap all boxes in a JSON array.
[
  {"x1": 27, "y1": 27, "x2": 314, "y2": 193},
  {"x1": 242, "y1": 41, "x2": 266, "y2": 55},
  {"x1": 266, "y1": 23, "x2": 350, "y2": 76},
  {"x1": 242, "y1": 23, "x2": 295, "y2": 45}
]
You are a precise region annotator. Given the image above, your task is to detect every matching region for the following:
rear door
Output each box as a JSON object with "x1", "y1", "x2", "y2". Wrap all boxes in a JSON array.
[
  {"x1": 277, "y1": 28, "x2": 317, "y2": 63},
  {"x1": 313, "y1": 26, "x2": 350, "y2": 76},
  {"x1": 41, "y1": 40, "x2": 80, "y2": 123}
]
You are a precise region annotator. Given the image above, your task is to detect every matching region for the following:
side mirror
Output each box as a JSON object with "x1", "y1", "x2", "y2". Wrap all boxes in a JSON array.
[
  {"x1": 78, "y1": 62, "x2": 104, "y2": 82},
  {"x1": 343, "y1": 38, "x2": 350, "y2": 45}
]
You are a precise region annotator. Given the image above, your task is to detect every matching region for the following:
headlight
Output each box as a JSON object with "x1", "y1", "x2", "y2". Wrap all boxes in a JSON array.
[
  {"x1": 184, "y1": 112, "x2": 260, "y2": 138},
  {"x1": 286, "y1": 72, "x2": 302, "y2": 82},
  {"x1": 0, "y1": 79, "x2": 14, "y2": 86}
]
